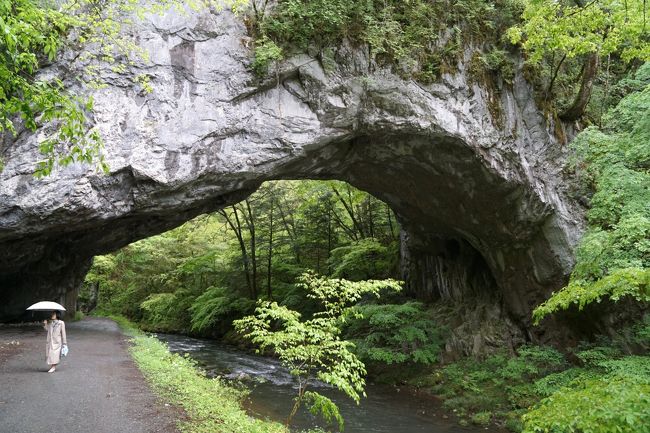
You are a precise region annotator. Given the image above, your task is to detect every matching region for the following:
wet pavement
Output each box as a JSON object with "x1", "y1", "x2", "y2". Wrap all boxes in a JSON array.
[{"x1": 0, "y1": 318, "x2": 179, "y2": 433}]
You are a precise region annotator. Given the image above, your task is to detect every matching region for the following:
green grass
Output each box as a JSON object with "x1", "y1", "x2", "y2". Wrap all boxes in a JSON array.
[{"x1": 108, "y1": 315, "x2": 287, "y2": 433}]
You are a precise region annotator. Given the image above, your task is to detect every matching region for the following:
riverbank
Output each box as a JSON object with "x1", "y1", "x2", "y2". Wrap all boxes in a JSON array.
[
  {"x1": 154, "y1": 331, "x2": 493, "y2": 433},
  {"x1": 110, "y1": 315, "x2": 288, "y2": 433},
  {"x1": 131, "y1": 318, "x2": 513, "y2": 430},
  {"x1": 109, "y1": 313, "x2": 650, "y2": 433}
]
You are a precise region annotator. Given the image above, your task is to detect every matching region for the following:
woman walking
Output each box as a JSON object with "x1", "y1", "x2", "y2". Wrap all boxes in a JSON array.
[{"x1": 43, "y1": 311, "x2": 67, "y2": 373}]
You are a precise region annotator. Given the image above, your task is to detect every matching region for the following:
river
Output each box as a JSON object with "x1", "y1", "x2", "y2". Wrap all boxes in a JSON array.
[{"x1": 155, "y1": 333, "x2": 497, "y2": 433}]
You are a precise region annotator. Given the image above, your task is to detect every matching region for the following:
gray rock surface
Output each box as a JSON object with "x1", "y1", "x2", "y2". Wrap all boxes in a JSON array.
[{"x1": 0, "y1": 7, "x2": 584, "y2": 330}]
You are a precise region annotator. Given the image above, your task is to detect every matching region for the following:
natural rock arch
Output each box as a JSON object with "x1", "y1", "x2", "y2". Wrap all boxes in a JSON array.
[{"x1": 0, "y1": 8, "x2": 583, "y2": 328}]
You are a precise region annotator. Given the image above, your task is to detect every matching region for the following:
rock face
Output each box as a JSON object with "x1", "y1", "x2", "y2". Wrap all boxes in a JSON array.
[{"x1": 0, "y1": 8, "x2": 584, "y2": 329}]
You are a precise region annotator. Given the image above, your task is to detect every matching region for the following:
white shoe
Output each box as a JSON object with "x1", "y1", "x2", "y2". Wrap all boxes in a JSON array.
[{"x1": 47, "y1": 366, "x2": 56, "y2": 373}]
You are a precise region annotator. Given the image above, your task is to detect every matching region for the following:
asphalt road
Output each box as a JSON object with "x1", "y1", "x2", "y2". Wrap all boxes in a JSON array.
[{"x1": 0, "y1": 318, "x2": 180, "y2": 433}]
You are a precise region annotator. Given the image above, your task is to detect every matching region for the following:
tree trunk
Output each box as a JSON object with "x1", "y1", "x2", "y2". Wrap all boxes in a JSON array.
[
  {"x1": 386, "y1": 203, "x2": 396, "y2": 240},
  {"x1": 266, "y1": 196, "x2": 274, "y2": 300},
  {"x1": 331, "y1": 185, "x2": 364, "y2": 240},
  {"x1": 560, "y1": 53, "x2": 599, "y2": 121},
  {"x1": 546, "y1": 53, "x2": 567, "y2": 101},
  {"x1": 331, "y1": 206, "x2": 358, "y2": 241},
  {"x1": 367, "y1": 198, "x2": 375, "y2": 238},
  {"x1": 277, "y1": 197, "x2": 301, "y2": 264},
  {"x1": 220, "y1": 207, "x2": 253, "y2": 298},
  {"x1": 243, "y1": 199, "x2": 258, "y2": 299},
  {"x1": 327, "y1": 205, "x2": 333, "y2": 259}
]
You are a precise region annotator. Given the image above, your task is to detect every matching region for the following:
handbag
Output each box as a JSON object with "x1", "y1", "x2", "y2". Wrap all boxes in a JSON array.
[{"x1": 61, "y1": 345, "x2": 69, "y2": 357}]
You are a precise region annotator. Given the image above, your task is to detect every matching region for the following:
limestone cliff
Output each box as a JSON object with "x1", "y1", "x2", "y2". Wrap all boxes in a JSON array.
[{"x1": 0, "y1": 7, "x2": 584, "y2": 328}]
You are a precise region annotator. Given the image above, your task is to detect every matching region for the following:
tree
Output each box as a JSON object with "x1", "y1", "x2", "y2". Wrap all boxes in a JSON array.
[
  {"x1": 234, "y1": 272, "x2": 402, "y2": 430},
  {"x1": 219, "y1": 203, "x2": 258, "y2": 299},
  {"x1": 533, "y1": 64, "x2": 650, "y2": 323},
  {"x1": 507, "y1": 0, "x2": 650, "y2": 120}
]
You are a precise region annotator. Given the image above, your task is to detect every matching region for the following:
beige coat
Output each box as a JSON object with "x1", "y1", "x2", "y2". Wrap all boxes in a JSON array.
[{"x1": 44, "y1": 320, "x2": 67, "y2": 365}]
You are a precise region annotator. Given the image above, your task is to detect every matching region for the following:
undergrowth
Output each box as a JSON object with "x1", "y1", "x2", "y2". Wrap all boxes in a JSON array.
[
  {"x1": 412, "y1": 345, "x2": 567, "y2": 429},
  {"x1": 408, "y1": 321, "x2": 650, "y2": 432},
  {"x1": 248, "y1": 0, "x2": 522, "y2": 83}
]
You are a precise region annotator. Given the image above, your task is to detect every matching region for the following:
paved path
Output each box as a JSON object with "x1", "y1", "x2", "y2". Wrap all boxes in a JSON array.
[{"x1": 0, "y1": 318, "x2": 180, "y2": 433}]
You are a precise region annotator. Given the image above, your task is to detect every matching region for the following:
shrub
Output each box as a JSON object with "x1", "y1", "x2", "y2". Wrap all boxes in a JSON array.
[
  {"x1": 471, "y1": 411, "x2": 492, "y2": 426},
  {"x1": 429, "y1": 346, "x2": 566, "y2": 422},
  {"x1": 344, "y1": 301, "x2": 446, "y2": 366},
  {"x1": 523, "y1": 375, "x2": 650, "y2": 433},
  {"x1": 328, "y1": 239, "x2": 395, "y2": 281},
  {"x1": 523, "y1": 351, "x2": 650, "y2": 433},
  {"x1": 250, "y1": 0, "x2": 522, "y2": 80},
  {"x1": 252, "y1": 36, "x2": 283, "y2": 76},
  {"x1": 532, "y1": 368, "x2": 589, "y2": 397},
  {"x1": 235, "y1": 272, "x2": 402, "y2": 429},
  {"x1": 190, "y1": 286, "x2": 256, "y2": 334}
]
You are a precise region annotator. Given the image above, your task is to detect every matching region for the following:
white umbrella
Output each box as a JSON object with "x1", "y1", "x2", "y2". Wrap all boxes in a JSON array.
[{"x1": 26, "y1": 301, "x2": 66, "y2": 311}]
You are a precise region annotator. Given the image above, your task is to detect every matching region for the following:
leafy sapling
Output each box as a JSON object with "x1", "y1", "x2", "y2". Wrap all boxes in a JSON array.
[{"x1": 234, "y1": 271, "x2": 402, "y2": 430}]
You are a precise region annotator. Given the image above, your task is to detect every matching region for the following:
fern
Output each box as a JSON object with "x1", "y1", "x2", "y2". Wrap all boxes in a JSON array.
[
  {"x1": 190, "y1": 286, "x2": 255, "y2": 332},
  {"x1": 345, "y1": 302, "x2": 446, "y2": 366}
]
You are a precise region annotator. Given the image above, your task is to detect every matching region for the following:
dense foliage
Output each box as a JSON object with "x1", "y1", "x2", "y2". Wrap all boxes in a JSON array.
[
  {"x1": 85, "y1": 180, "x2": 401, "y2": 336},
  {"x1": 247, "y1": 0, "x2": 522, "y2": 83},
  {"x1": 523, "y1": 344, "x2": 650, "y2": 433},
  {"x1": 508, "y1": 0, "x2": 649, "y2": 63},
  {"x1": 413, "y1": 330, "x2": 650, "y2": 432},
  {"x1": 508, "y1": 0, "x2": 649, "y2": 121},
  {"x1": 534, "y1": 64, "x2": 650, "y2": 322},
  {"x1": 344, "y1": 302, "x2": 446, "y2": 367},
  {"x1": 418, "y1": 345, "x2": 567, "y2": 428}
]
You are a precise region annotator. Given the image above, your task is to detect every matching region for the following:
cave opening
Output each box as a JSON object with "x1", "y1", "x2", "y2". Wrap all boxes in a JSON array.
[
  {"x1": 73, "y1": 176, "x2": 513, "y2": 356},
  {"x1": 76, "y1": 178, "x2": 501, "y2": 308}
]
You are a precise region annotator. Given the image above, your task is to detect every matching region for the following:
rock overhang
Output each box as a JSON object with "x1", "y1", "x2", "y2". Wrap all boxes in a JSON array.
[{"x1": 0, "y1": 6, "x2": 584, "y2": 325}]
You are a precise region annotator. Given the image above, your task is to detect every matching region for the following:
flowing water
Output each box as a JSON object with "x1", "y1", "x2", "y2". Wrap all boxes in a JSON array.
[{"x1": 155, "y1": 333, "x2": 497, "y2": 433}]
